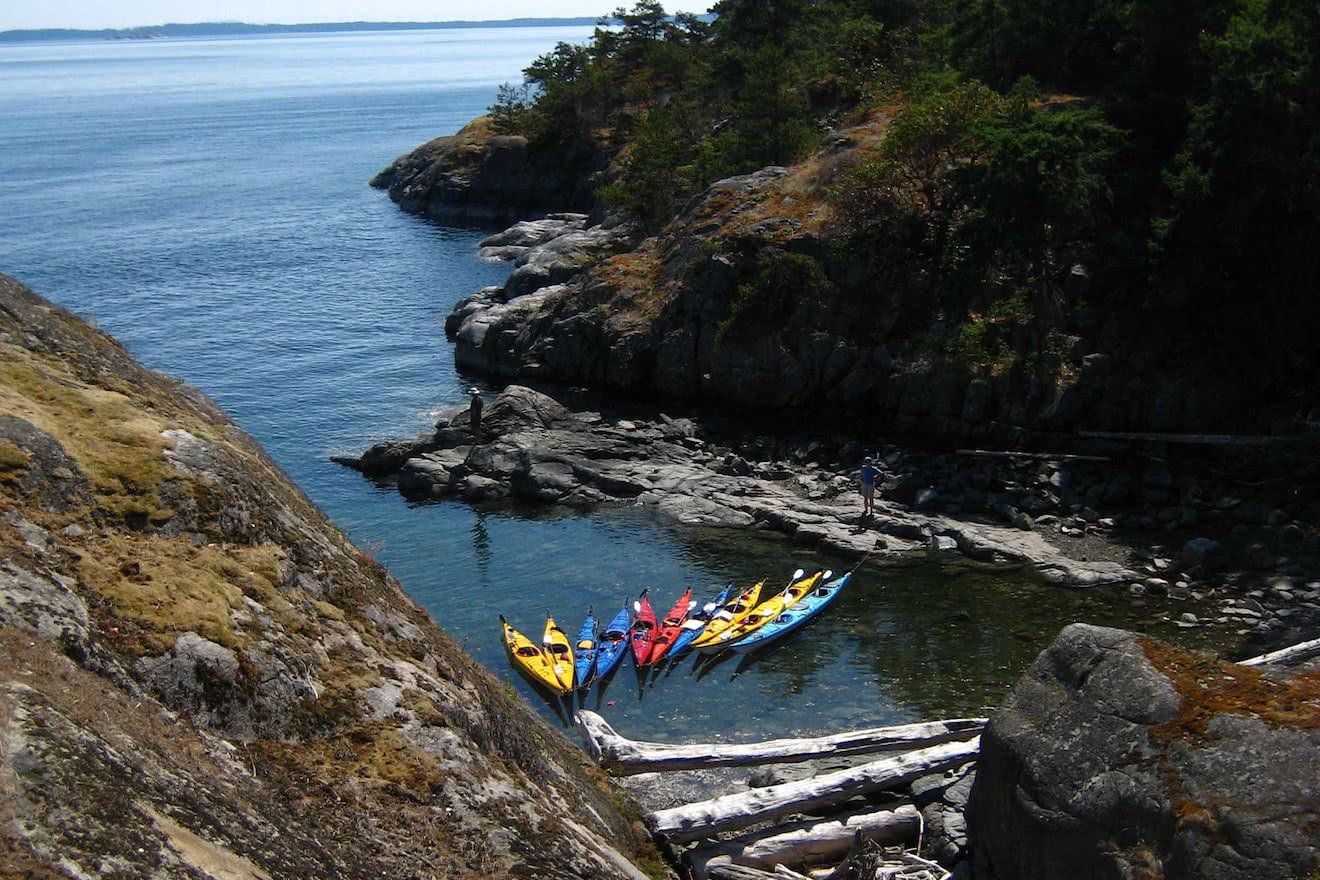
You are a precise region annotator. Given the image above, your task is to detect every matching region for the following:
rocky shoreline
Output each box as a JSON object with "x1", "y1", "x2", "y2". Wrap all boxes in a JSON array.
[{"x1": 333, "y1": 383, "x2": 1320, "y2": 655}]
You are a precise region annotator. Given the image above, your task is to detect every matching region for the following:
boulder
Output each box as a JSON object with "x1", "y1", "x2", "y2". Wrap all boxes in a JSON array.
[
  {"x1": 333, "y1": 436, "x2": 433, "y2": 477},
  {"x1": 483, "y1": 385, "x2": 573, "y2": 434},
  {"x1": 970, "y1": 623, "x2": 1320, "y2": 880},
  {"x1": 0, "y1": 416, "x2": 93, "y2": 512}
]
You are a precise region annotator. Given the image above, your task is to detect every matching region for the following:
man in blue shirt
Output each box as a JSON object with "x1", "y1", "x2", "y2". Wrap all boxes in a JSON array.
[{"x1": 860, "y1": 457, "x2": 881, "y2": 516}]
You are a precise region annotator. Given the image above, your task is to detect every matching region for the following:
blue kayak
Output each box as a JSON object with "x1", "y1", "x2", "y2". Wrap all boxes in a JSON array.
[
  {"x1": 728, "y1": 573, "x2": 852, "y2": 654},
  {"x1": 593, "y1": 606, "x2": 631, "y2": 680},
  {"x1": 666, "y1": 583, "x2": 733, "y2": 660},
  {"x1": 574, "y1": 609, "x2": 598, "y2": 689}
]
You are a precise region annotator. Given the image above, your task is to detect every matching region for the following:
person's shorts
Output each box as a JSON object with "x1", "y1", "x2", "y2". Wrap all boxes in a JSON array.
[{"x1": 862, "y1": 484, "x2": 875, "y2": 499}]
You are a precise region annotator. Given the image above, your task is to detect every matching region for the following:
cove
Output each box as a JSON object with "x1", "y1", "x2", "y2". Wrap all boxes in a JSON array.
[{"x1": 0, "y1": 27, "x2": 1233, "y2": 742}]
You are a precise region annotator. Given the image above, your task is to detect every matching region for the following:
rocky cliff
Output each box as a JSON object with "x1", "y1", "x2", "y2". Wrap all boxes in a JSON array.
[
  {"x1": 371, "y1": 116, "x2": 607, "y2": 219},
  {"x1": 0, "y1": 275, "x2": 658, "y2": 879},
  {"x1": 396, "y1": 111, "x2": 1295, "y2": 441},
  {"x1": 969, "y1": 624, "x2": 1320, "y2": 879}
]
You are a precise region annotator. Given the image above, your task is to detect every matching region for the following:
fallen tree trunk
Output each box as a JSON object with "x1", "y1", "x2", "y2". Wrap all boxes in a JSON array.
[
  {"x1": 576, "y1": 711, "x2": 985, "y2": 775},
  {"x1": 689, "y1": 805, "x2": 921, "y2": 879},
  {"x1": 708, "y1": 866, "x2": 781, "y2": 880},
  {"x1": 1241, "y1": 637, "x2": 1320, "y2": 668},
  {"x1": 648, "y1": 738, "x2": 980, "y2": 843}
]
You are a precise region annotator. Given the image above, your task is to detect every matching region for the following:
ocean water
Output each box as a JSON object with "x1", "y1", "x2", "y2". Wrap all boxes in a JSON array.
[{"x1": 0, "y1": 29, "x2": 1223, "y2": 742}]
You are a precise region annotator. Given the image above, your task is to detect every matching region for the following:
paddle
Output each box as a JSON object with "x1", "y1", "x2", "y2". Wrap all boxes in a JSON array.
[
  {"x1": 780, "y1": 567, "x2": 806, "y2": 595},
  {"x1": 701, "y1": 582, "x2": 733, "y2": 615}
]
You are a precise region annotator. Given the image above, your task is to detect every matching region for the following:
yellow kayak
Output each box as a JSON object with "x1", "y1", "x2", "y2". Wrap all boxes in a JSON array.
[
  {"x1": 501, "y1": 615, "x2": 570, "y2": 695},
  {"x1": 541, "y1": 613, "x2": 575, "y2": 693},
  {"x1": 691, "y1": 580, "x2": 765, "y2": 653},
  {"x1": 704, "y1": 570, "x2": 826, "y2": 651}
]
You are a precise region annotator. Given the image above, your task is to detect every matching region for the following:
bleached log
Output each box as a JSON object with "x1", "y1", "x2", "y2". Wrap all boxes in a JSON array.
[
  {"x1": 648, "y1": 738, "x2": 980, "y2": 843},
  {"x1": 690, "y1": 806, "x2": 921, "y2": 879},
  {"x1": 1077, "y1": 429, "x2": 1287, "y2": 446},
  {"x1": 709, "y1": 866, "x2": 782, "y2": 880},
  {"x1": 576, "y1": 710, "x2": 985, "y2": 775},
  {"x1": 1241, "y1": 637, "x2": 1320, "y2": 668}
]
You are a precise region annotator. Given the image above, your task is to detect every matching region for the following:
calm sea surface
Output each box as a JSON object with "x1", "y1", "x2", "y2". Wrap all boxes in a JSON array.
[{"x1": 0, "y1": 29, "x2": 1224, "y2": 741}]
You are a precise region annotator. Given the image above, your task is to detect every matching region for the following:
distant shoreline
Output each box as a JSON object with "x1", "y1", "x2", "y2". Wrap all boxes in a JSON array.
[{"x1": 0, "y1": 18, "x2": 602, "y2": 44}]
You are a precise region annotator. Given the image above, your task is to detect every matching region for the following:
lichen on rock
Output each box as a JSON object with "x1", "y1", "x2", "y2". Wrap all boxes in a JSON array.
[{"x1": 0, "y1": 274, "x2": 657, "y2": 879}]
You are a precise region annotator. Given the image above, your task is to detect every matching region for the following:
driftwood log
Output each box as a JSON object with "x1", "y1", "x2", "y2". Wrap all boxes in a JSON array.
[
  {"x1": 1241, "y1": 637, "x2": 1320, "y2": 668},
  {"x1": 647, "y1": 738, "x2": 980, "y2": 843},
  {"x1": 688, "y1": 805, "x2": 921, "y2": 879},
  {"x1": 576, "y1": 711, "x2": 985, "y2": 775},
  {"x1": 708, "y1": 867, "x2": 781, "y2": 880}
]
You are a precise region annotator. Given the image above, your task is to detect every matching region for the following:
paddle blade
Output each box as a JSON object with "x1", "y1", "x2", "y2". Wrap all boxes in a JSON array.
[
  {"x1": 791, "y1": 568, "x2": 805, "y2": 581},
  {"x1": 823, "y1": 569, "x2": 833, "y2": 580},
  {"x1": 633, "y1": 601, "x2": 641, "y2": 614}
]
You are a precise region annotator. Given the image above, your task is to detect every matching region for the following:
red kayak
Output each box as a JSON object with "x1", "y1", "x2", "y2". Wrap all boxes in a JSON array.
[
  {"x1": 629, "y1": 589, "x2": 656, "y2": 666},
  {"x1": 646, "y1": 588, "x2": 693, "y2": 666}
]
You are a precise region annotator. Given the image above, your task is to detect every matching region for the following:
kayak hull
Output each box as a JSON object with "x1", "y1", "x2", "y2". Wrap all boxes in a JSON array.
[
  {"x1": 574, "y1": 612, "x2": 598, "y2": 689},
  {"x1": 594, "y1": 606, "x2": 631, "y2": 680},
  {"x1": 630, "y1": 591, "x2": 656, "y2": 666},
  {"x1": 690, "y1": 580, "x2": 765, "y2": 651},
  {"x1": 542, "y1": 615, "x2": 575, "y2": 693},
  {"x1": 501, "y1": 618, "x2": 570, "y2": 696},
  {"x1": 646, "y1": 588, "x2": 693, "y2": 666},
  {"x1": 667, "y1": 586, "x2": 733, "y2": 659},
  {"x1": 729, "y1": 573, "x2": 853, "y2": 654},
  {"x1": 704, "y1": 571, "x2": 824, "y2": 652}
]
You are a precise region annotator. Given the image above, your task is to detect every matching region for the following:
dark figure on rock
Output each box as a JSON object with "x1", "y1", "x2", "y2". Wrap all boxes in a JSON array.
[{"x1": 469, "y1": 387, "x2": 483, "y2": 439}]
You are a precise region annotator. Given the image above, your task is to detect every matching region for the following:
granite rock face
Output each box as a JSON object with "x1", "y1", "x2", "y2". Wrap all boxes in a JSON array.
[
  {"x1": 337, "y1": 385, "x2": 1137, "y2": 588},
  {"x1": 370, "y1": 117, "x2": 606, "y2": 219},
  {"x1": 0, "y1": 275, "x2": 654, "y2": 879},
  {"x1": 435, "y1": 153, "x2": 1274, "y2": 439},
  {"x1": 969, "y1": 623, "x2": 1320, "y2": 880}
]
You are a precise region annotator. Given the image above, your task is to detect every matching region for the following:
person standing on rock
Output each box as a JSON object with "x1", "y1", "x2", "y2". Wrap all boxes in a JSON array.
[
  {"x1": 860, "y1": 457, "x2": 881, "y2": 516},
  {"x1": 468, "y1": 387, "x2": 483, "y2": 440}
]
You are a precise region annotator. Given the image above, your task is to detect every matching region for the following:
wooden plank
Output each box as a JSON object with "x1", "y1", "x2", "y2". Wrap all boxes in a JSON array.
[
  {"x1": 1077, "y1": 430, "x2": 1289, "y2": 447},
  {"x1": 576, "y1": 711, "x2": 985, "y2": 775},
  {"x1": 690, "y1": 806, "x2": 920, "y2": 879},
  {"x1": 1240, "y1": 637, "x2": 1320, "y2": 668},
  {"x1": 647, "y1": 738, "x2": 980, "y2": 843}
]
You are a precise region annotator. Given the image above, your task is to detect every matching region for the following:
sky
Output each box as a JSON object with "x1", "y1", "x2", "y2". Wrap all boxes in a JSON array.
[{"x1": 1, "y1": 2, "x2": 706, "y2": 31}]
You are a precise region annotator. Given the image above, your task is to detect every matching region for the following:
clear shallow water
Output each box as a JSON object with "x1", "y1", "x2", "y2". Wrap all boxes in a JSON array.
[{"x1": 0, "y1": 30, "x2": 1226, "y2": 742}]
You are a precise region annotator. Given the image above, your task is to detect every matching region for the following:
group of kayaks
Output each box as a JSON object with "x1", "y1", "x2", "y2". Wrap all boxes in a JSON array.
[{"x1": 499, "y1": 566, "x2": 852, "y2": 696}]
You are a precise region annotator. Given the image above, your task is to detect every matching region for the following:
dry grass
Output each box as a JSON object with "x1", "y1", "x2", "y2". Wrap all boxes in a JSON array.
[
  {"x1": 594, "y1": 248, "x2": 668, "y2": 330},
  {"x1": 72, "y1": 534, "x2": 292, "y2": 655},
  {"x1": 0, "y1": 344, "x2": 195, "y2": 521},
  {"x1": 1141, "y1": 639, "x2": 1320, "y2": 746}
]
